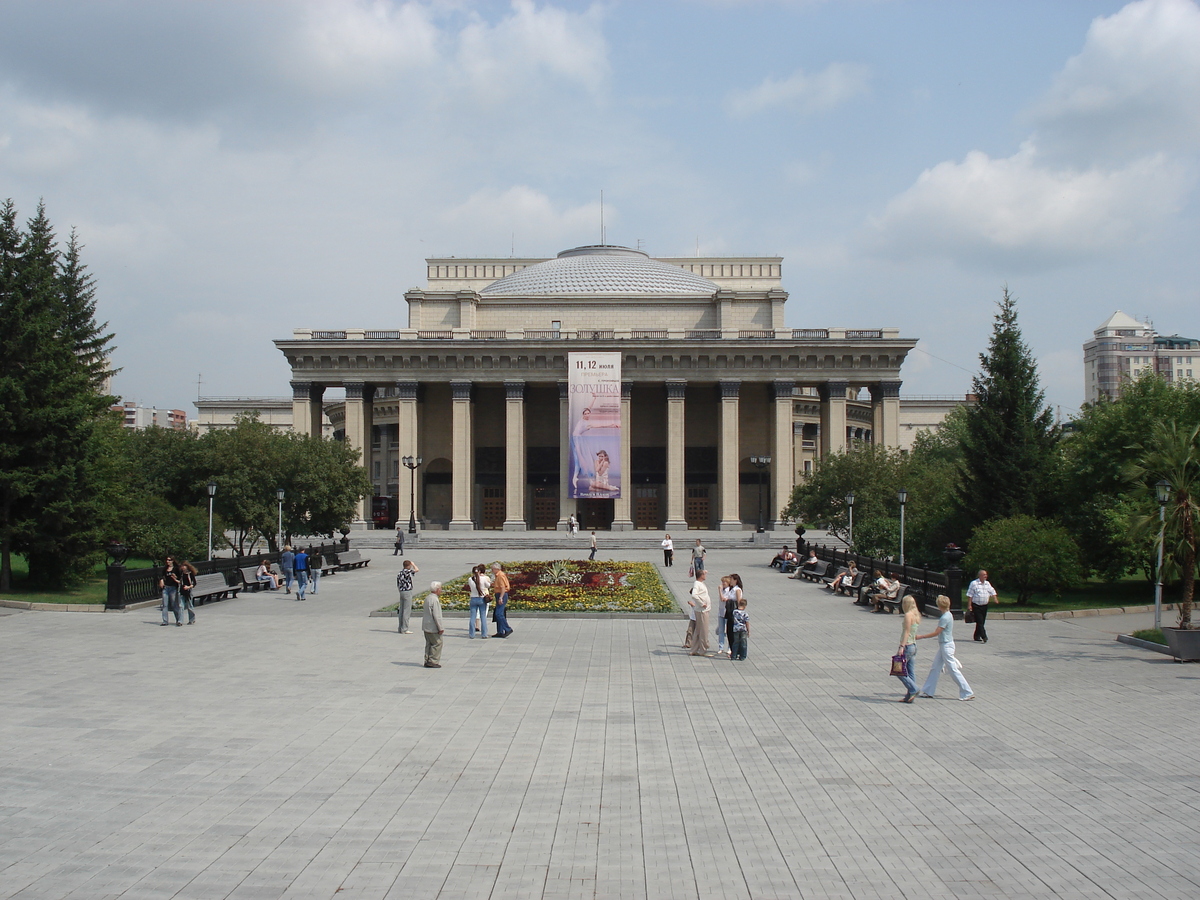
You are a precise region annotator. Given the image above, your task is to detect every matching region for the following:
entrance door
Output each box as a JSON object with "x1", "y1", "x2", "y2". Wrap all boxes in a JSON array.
[
  {"x1": 685, "y1": 487, "x2": 710, "y2": 529},
  {"x1": 532, "y1": 487, "x2": 558, "y2": 530},
  {"x1": 579, "y1": 499, "x2": 614, "y2": 530},
  {"x1": 634, "y1": 486, "x2": 660, "y2": 529},
  {"x1": 481, "y1": 487, "x2": 505, "y2": 529}
]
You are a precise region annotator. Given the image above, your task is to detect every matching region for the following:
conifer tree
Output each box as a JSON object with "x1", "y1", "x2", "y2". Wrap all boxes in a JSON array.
[{"x1": 958, "y1": 288, "x2": 1057, "y2": 531}]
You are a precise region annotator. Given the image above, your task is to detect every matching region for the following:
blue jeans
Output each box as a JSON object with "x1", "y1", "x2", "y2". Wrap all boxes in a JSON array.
[
  {"x1": 181, "y1": 590, "x2": 195, "y2": 624},
  {"x1": 161, "y1": 587, "x2": 180, "y2": 624},
  {"x1": 715, "y1": 616, "x2": 727, "y2": 651},
  {"x1": 494, "y1": 592, "x2": 512, "y2": 636},
  {"x1": 731, "y1": 631, "x2": 748, "y2": 660},
  {"x1": 282, "y1": 567, "x2": 294, "y2": 592},
  {"x1": 309, "y1": 566, "x2": 320, "y2": 594},
  {"x1": 469, "y1": 597, "x2": 489, "y2": 638},
  {"x1": 295, "y1": 570, "x2": 308, "y2": 598},
  {"x1": 899, "y1": 643, "x2": 918, "y2": 696}
]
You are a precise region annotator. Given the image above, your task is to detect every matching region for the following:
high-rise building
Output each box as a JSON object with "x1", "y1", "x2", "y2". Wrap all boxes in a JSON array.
[
  {"x1": 1083, "y1": 311, "x2": 1200, "y2": 405},
  {"x1": 111, "y1": 400, "x2": 188, "y2": 431}
]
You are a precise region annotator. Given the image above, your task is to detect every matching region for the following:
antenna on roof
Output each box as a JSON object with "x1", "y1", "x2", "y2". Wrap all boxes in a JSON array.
[
  {"x1": 600, "y1": 190, "x2": 605, "y2": 246},
  {"x1": 511, "y1": 231, "x2": 515, "y2": 257}
]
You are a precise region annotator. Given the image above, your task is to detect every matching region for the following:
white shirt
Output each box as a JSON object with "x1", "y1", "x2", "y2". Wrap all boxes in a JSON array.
[
  {"x1": 661, "y1": 538, "x2": 673, "y2": 551},
  {"x1": 468, "y1": 574, "x2": 492, "y2": 598},
  {"x1": 690, "y1": 580, "x2": 710, "y2": 613},
  {"x1": 967, "y1": 579, "x2": 997, "y2": 606}
]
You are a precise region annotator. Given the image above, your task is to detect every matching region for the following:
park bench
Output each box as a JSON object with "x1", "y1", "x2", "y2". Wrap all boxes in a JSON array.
[
  {"x1": 821, "y1": 567, "x2": 848, "y2": 588},
  {"x1": 190, "y1": 572, "x2": 239, "y2": 605},
  {"x1": 332, "y1": 549, "x2": 370, "y2": 571},
  {"x1": 874, "y1": 583, "x2": 909, "y2": 614},
  {"x1": 309, "y1": 553, "x2": 337, "y2": 577},
  {"x1": 239, "y1": 566, "x2": 277, "y2": 592},
  {"x1": 837, "y1": 570, "x2": 864, "y2": 597},
  {"x1": 799, "y1": 561, "x2": 830, "y2": 582}
]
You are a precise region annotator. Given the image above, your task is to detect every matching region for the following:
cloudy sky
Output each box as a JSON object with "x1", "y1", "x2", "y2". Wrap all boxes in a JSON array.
[{"x1": 2, "y1": 0, "x2": 1198, "y2": 418}]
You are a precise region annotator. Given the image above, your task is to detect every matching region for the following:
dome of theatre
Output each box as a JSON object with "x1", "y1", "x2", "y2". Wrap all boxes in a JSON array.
[{"x1": 479, "y1": 245, "x2": 719, "y2": 297}]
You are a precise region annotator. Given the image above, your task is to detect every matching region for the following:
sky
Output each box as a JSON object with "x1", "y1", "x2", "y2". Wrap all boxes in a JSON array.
[{"x1": 2, "y1": 0, "x2": 1198, "y2": 420}]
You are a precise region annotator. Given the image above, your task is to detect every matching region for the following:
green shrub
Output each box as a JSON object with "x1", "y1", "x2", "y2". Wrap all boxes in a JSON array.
[{"x1": 963, "y1": 515, "x2": 1082, "y2": 605}]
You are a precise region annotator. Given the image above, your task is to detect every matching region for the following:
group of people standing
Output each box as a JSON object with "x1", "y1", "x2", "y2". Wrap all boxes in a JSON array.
[
  {"x1": 158, "y1": 556, "x2": 198, "y2": 626},
  {"x1": 681, "y1": 549, "x2": 750, "y2": 660},
  {"x1": 408, "y1": 560, "x2": 515, "y2": 669}
]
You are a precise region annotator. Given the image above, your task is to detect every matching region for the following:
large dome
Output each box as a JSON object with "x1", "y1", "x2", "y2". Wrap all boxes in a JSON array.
[{"x1": 480, "y1": 245, "x2": 719, "y2": 297}]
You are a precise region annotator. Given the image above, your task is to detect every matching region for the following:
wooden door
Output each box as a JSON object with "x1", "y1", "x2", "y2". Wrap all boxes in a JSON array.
[
  {"x1": 685, "y1": 487, "x2": 710, "y2": 529},
  {"x1": 532, "y1": 487, "x2": 557, "y2": 530},
  {"x1": 634, "y1": 486, "x2": 660, "y2": 529},
  {"x1": 481, "y1": 487, "x2": 505, "y2": 529}
]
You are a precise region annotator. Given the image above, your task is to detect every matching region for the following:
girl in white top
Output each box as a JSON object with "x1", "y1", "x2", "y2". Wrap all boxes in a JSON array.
[
  {"x1": 715, "y1": 576, "x2": 732, "y2": 656},
  {"x1": 467, "y1": 564, "x2": 492, "y2": 639},
  {"x1": 661, "y1": 533, "x2": 674, "y2": 567}
]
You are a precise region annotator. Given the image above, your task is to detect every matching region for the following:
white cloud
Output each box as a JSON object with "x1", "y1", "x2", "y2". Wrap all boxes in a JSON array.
[
  {"x1": 440, "y1": 186, "x2": 604, "y2": 251},
  {"x1": 867, "y1": 144, "x2": 1189, "y2": 267},
  {"x1": 725, "y1": 62, "x2": 870, "y2": 118},
  {"x1": 1031, "y1": 0, "x2": 1200, "y2": 164}
]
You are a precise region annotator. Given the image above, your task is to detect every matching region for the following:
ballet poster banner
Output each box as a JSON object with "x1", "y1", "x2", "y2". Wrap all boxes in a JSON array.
[{"x1": 568, "y1": 351, "x2": 622, "y2": 500}]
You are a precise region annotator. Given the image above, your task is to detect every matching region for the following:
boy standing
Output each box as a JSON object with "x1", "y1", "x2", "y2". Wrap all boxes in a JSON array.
[{"x1": 731, "y1": 597, "x2": 749, "y2": 660}]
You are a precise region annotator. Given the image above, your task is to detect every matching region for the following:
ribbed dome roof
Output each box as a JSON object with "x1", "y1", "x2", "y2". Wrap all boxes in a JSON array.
[{"x1": 480, "y1": 245, "x2": 718, "y2": 297}]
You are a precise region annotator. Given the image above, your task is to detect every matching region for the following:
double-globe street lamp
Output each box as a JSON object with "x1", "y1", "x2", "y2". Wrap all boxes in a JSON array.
[
  {"x1": 1155, "y1": 479, "x2": 1171, "y2": 631},
  {"x1": 845, "y1": 491, "x2": 855, "y2": 550},
  {"x1": 206, "y1": 480, "x2": 217, "y2": 561},
  {"x1": 403, "y1": 456, "x2": 423, "y2": 535},
  {"x1": 750, "y1": 455, "x2": 771, "y2": 533},
  {"x1": 897, "y1": 488, "x2": 908, "y2": 568}
]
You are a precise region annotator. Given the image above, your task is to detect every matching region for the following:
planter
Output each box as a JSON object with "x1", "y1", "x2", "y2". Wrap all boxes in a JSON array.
[{"x1": 1162, "y1": 627, "x2": 1200, "y2": 662}]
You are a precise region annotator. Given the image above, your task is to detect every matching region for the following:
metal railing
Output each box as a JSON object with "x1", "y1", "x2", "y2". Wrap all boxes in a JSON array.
[
  {"x1": 470, "y1": 330, "x2": 507, "y2": 340},
  {"x1": 686, "y1": 329, "x2": 721, "y2": 340},
  {"x1": 574, "y1": 329, "x2": 614, "y2": 340},
  {"x1": 738, "y1": 329, "x2": 775, "y2": 340},
  {"x1": 524, "y1": 329, "x2": 561, "y2": 340},
  {"x1": 365, "y1": 330, "x2": 401, "y2": 340},
  {"x1": 631, "y1": 329, "x2": 668, "y2": 340},
  {"x1": 312, "y1": 331, "x2": 347, "y2": 340},
  {"x1": 417, "y1": 330, "x2": 453, "y2": 340},
  {"x1": 809, "y1": 543, "x2": 964, "y2": 615},
  {"x1": 793, "y1": 328, "x2": 829, "y2": 340},
  {"x1": 845, "y1": 329, "x2": 884, "y2": 339}
]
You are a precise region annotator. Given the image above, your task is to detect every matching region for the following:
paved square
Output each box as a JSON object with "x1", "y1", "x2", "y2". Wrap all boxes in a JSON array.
[{"x1": 2, "y1": 549, "x2": 1198, "y2": 899}]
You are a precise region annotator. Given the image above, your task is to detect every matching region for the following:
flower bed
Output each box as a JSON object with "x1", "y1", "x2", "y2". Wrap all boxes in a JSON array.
[{"x1": 381, "y1": 559, "x2": 676, "y2": 614}]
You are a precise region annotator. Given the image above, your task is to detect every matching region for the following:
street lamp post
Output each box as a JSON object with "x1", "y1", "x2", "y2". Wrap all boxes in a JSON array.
[
  {"x1": 897, "y1": 488, "x2": 908, "y2": 568},
  {"x1": 276, "y1": 488, "x2": 286, "y2": 548},
  {"x1": 206, "y1": 480, "x2": 217, "y2": 560},
  {"x1": 845, "y1": 491, "x2": 855, "y2": 551},
  {"x1": 1155, "y1": 479, "x2": 1171, "y2": 631},
  {"x1": 750, "y1": 456, "x2": 771, "y2": 533},
  {"x1": 403, "y1": 456, "x2": 423, "y2": 535}
]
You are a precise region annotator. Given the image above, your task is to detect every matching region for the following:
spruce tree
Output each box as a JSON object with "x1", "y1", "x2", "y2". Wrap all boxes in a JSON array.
[{"x1": 958, "y1": 287, "x2": 1057, "y2": 531}]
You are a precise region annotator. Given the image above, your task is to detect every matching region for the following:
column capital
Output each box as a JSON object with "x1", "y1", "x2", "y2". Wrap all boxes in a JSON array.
[
  {"x1": 818, "y1": 380, "x2": 850, "y2": 402},
  {"x1": 451, "y1": 381, "x2": 472, "y2": 402},
  {"x1": 870, "y1": 380, "x2": 903, "y2": 400},
  {"x1": 622, "y1": 381, "x2": 633, "y2": 400},
  {"x1": 396, "y1": 381, "x2": 419, "y2": 400},
  {"x1": 718, "y1": 380, "x2": 741, "y2": 400},
  {"x1": 666, "y1": 380, "x2": 688, "y2": 400},
  {"x1": 291, "y1": 381, "x2": 313, "y2": 401},
  {"x1": 504, "y1": 381, "x2": 525, "y2": 401},
  {"x1": 344, "y1": 382, "x2": 375, "y2": 401},
  {"x1": 771, "y1": 380, "x2": 795, "y2": 401}
]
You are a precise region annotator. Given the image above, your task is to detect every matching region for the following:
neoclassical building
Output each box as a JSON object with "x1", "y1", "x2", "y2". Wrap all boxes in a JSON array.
[{"x1": 275, "y1": 245, "x2": 916, "y2": 531}]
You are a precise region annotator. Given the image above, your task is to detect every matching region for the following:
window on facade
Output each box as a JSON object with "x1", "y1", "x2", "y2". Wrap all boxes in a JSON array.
[{"x1": 373, "y1": 461, "x2": 381, "y2": 479}]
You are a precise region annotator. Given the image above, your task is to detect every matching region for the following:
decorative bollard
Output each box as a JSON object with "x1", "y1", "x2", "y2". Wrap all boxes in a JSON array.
[
  {"x1": 942, "y1": 543, "x2": 966, "y2": 617},
  {"x1": 104, "y1": 540, "x2": 129, "y2": 610}
]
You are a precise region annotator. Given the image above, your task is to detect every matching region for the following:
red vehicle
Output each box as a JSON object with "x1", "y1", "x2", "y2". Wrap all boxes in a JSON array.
[{"x1": 371, "y1": 496, "x2": 394, "y2": 529}]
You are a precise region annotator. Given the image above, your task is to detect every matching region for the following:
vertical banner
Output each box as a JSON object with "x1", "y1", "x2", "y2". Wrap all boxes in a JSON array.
[{"x1": 569, "y1": 351, "x2": 622, "y2": 500}]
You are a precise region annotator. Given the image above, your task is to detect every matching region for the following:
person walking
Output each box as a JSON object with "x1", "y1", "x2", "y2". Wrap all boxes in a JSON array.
[
  {"x1": 730, "y1": 596, "x2": 749, "y2": 660},
  {"x1": 396, "y1": 559, "x2": 419, "y2": 633},
  {"x1": 422, "y1": 581, "x2": 445, "y2": 668},
  {"x1": 467, "y1": 564, "x2": 491, "y2": 639},
  {"x1": 967, "y1": 569, "x2": 999, "y2": 643},
  {"x1": 691, "y1": 539, "x2": 706, "y2": 576},
  {"x1": 308, "y1": 548, "x2": 321, "y2": 595},
  {"x1": 491, "y1": 562, "x2": 513, "y2": 637},
  {"x1": 588, "y1": 531, "x2": 598, "y2": 560},
  {"x1": 896, "y1": 596, "x2": 921, "y2": 702},
  {"x1": 393, "y1": 523, "x2": 405, "y2": 556},
  {"x1": 178, "y1": 561, "x2": 198, "y2": 625},
  {"x1": 661, "y1": 533, "x2": 674, "y2": 567},
  {"x1": 916, "y1": 595, "x2": 975, "y2": 701},
  {"x1": 687, "y1": 570, "x2": 711, "y2": 656},
  {"x1": 293, "y1": 547, "x2": 309, "y2": 600},
  {"x1": 280, "y1": 546, "x2": 295, "y2": 594},
  {"x1": 159, "y1": 556, "x2": 183, "y2": 626},
  {"x1": 568, "y1": 514, "x2": 578, "y2": 536}
]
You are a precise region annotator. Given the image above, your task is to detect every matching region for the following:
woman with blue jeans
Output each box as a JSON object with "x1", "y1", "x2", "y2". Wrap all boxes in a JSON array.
[
  {"x1": 896, "y1": 596, "x2": 920, "y2": 702},
  {"x1": 467, "y1": 564, "x2": 491, "y2": 639},
  {"x1": 159, "y1": 557, "x2": 182, "y2": 626}
]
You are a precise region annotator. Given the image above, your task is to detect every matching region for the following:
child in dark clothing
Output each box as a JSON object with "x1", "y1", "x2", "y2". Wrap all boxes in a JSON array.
[{"x1": 731, "y1": 597, "x2": 749, "y2": 660}]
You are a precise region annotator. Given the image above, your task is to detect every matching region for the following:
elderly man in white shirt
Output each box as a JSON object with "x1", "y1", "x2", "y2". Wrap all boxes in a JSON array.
[
  {"x1": 687, "y1": 571, "x2": 712, "y2": 656},
  {"x1": 966, "y1": 569, "x2": 999, "y2": 643}
]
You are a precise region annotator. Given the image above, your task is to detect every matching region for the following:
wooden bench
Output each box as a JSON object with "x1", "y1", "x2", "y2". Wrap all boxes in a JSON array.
[
  {"x1": 333, "y1": 549, "x2": 371, "y2": 571},
  {"x1": 239, "y1": 566, "x2": 277, "y2": 592},
  {"x1": 190, "y1": 572, "x2": 239, "y2": 604},
  {"x1": 799, "y1": 561, "x2": 831, "y2": 582}
]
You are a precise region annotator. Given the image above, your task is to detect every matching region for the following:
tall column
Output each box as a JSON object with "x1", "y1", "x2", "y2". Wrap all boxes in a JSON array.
[
  {"x1": 611, "y1": 381, "x2": 634, "y2": 531},
  {"x1": 290, "y1": 381, "x2": 325, "y2": 437},
  {"x1": 771, "y1": 381, "x2": 794, "y2": 530},
  {"x1": 503, "y1": 381, "x2": 527, "y2": 531},
  {"x1": 397, "y1": 381, "x2": 419, "y2": 525},
  {"x1": 344, "y1": 382, "x2": 375, "y2": 525},
  {"x1": 718, "y1": 381, "x2": 741, "y2": 531},
  {"x1": 871, "y1": 380, "x2": 902, "y2": 449},
  {"x1": 449, "y1": 381, "x2": 474, "y2": 531},
  {"x1": 557, "y1": 381, "x2": 570, "y2": 531},
  {"x1": 665, "y1": 380, "x2": 688, "y2": 531},
  {"x1": 819, "y1": 380, "x2": 848, "y2": 459}
]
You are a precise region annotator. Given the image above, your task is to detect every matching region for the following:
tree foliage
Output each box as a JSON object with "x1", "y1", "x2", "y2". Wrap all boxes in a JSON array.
[
  {"x1": 963, "y1": 515, "x2": 1082, "y2": 605},
  {"x1": 958, "y1": 288, "x2": 1057, "y2": 531},
  {"x1": 0, "y1": 200, "x2": 116, "y2": 589}
]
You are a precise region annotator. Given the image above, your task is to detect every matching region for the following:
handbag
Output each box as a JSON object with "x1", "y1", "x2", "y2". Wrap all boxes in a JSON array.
[
  {"x1": 964, "y1": 604, "x2": 976, "y2": 624},
  {"x1": 890, "y1": 652, "x2": 908, "y2": 677},
  {"x1": 688, "y1": 566, "x2": 695, "y2": 578}
]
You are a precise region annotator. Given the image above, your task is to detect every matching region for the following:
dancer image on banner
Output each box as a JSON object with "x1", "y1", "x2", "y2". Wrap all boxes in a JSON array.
[{"x1": 570, "y1": 400, "x2": 620, "y2": 498}]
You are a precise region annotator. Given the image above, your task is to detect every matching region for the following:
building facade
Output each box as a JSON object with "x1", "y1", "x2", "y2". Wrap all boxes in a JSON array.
[
  {"x1": 111, "y1": 400, "x2": 188, "y2": 431},
  {"x1": 193, "y1": 396, "x2": 334, "y2": 436},
  {"x1": 1084, "y1": 311, "x2": 1200, "y2": 405},
  {"x1": 275, "y1": 245, "x2": 918, "y2": 531}
]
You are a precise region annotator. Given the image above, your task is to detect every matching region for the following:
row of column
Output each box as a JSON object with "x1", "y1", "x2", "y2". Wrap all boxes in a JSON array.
[{"x1": 292, "y1": 377, "x2": 901, "y2": 529}]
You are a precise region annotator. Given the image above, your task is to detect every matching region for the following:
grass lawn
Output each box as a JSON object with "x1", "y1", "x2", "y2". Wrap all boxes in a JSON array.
[
  {"x1": 379, "y1": 559, "x2": 677, "y2": 614},
  {"x1": 0, "y1": 554, "x2": 157, "y2": 605},
  {"x1": 1008, "y1": 576, "x2": 1171, "y2": 613}
]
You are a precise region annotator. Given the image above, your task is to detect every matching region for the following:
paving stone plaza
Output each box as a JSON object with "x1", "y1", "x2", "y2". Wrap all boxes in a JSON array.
[{"x1": 2, "y1": 547, "x2": 1198, "y2": 899}]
